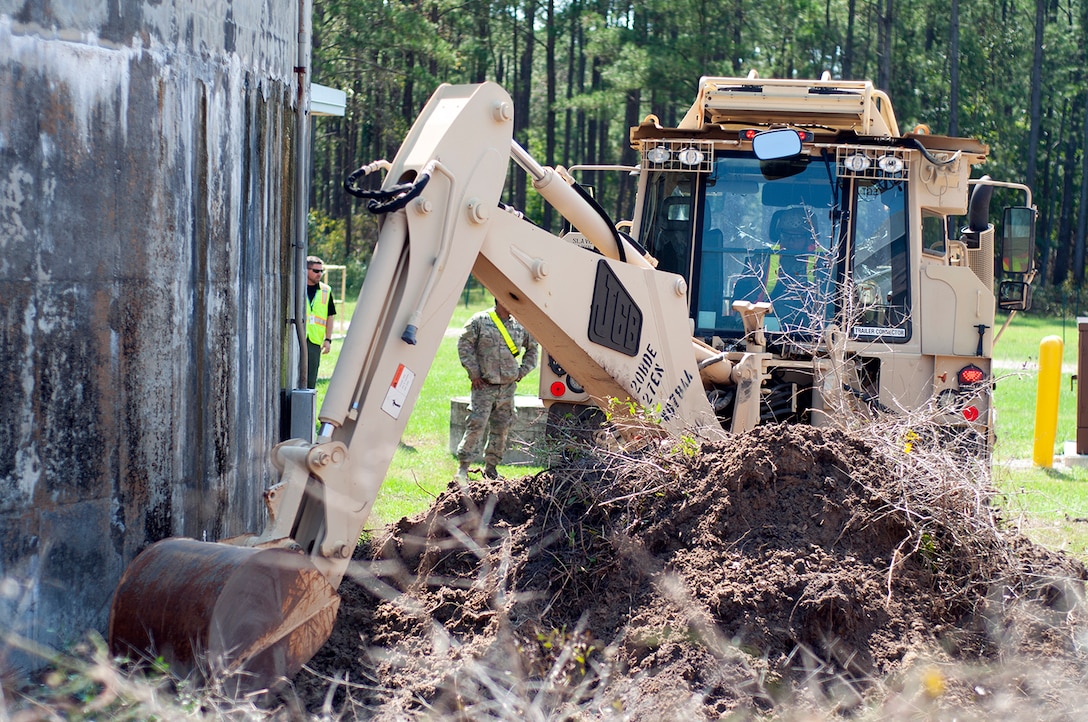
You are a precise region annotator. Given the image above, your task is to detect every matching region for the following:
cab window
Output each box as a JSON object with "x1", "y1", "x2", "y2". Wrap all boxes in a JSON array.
[
  {"x1": 922, "y1": 212, "x2": 946, "y2": 256},
  {"x1": 641, "y1": 173, "x2": 695, "y2": 277},
  {"x1": 851, "y1": 180, "x2": 910, "y2": 341}
]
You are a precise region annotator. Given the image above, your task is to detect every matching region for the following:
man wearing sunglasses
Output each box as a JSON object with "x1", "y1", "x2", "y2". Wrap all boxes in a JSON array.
[{"x1": 305, "y1": 255, "x2": 337, "y2": 389}]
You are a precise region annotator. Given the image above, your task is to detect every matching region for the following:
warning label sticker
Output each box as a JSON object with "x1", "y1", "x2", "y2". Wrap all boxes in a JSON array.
[{"x1": 381, "y1": 364, "x2": 415, "y2": 419}]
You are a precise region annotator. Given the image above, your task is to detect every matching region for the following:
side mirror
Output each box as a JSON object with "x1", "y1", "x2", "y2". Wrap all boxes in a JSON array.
[
  {"x1": 998, "y1": 279, "x2": 1032, "y2": 312},
  {"x1": 1001, "y1": 206, "x2": 1035, "y2": 274},
  {"x1": 752, "y1": 129, "x2": 802, "y2": 161}
]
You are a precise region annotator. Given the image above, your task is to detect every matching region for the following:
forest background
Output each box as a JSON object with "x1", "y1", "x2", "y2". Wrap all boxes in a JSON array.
[{"x1": 307, "y1": 0, "x2": 1088, "y2": 309}]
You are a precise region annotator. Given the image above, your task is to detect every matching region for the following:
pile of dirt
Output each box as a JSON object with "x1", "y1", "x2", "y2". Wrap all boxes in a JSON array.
[{"x1": 293, "y1": 424, "x2": 1088, "y2": 719}]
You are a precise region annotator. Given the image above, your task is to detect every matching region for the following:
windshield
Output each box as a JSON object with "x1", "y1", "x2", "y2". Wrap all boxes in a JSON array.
[
  {"x1": 690, "y1": 153, "x2": 840, "y2": 338},
  {"x1": 639, "y1": 149, "x2": 913, "y2": 345}
]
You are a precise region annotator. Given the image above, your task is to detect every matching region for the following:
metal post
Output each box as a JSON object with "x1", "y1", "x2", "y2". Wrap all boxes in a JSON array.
[
  {"x1": 1033, "y1": 335, "x2": 1064, "y2": 467},
  {"x1": 1077, "y1": 318, "x2": 1088, "y2": 454}
]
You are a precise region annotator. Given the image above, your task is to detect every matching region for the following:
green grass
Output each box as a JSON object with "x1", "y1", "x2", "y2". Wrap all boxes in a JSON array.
[
  {"x1": 991, "y1": 314, "x2": 1077, "y2": 461},
  {"x1": 314, "y1": 285, "x2": 542, "y2": 528},
  {"x1": 992, "y1": 312, "x2": 1088, "y2": 557},
  {"x1": 992, "y1": 312, "x2": 1083, "y2": 362},
  {"x1": 996, "y1": 471, "x2": 1088, "y2": 557}
]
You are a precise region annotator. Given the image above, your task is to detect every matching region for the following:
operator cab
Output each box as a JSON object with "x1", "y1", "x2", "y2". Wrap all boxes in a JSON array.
[{"x1": 640, "y1": 135, "x2": 911, "y2": 350}]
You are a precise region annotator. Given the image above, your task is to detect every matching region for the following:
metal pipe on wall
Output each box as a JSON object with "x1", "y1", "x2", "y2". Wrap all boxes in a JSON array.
[{"x1": 293, "y1": 0, "x2": 314, "y2": 390}]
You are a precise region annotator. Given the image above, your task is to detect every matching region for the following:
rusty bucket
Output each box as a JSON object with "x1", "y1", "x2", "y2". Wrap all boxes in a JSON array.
[{"x1": 108, "y1": 538, "x2": 339, "y2": 689}]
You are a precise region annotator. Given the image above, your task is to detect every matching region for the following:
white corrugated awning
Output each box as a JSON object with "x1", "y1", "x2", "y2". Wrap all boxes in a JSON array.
[{"x1": 311, "y1": 83, "x2": 346, "y2": 117}]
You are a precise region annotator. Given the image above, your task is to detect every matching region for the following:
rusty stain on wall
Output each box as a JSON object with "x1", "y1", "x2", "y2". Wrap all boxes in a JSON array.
[{"x1": 0, "y1": 1, "x2": 300, "y2": 673}]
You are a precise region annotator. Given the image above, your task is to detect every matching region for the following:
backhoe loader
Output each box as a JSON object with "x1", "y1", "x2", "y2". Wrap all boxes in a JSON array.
[{"x1": 108, "y1": 76, "x2": 1036, "y2": 688}]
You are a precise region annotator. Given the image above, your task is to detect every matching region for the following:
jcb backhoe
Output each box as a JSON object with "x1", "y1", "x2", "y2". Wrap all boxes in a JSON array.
[{"x1": 108, "y1": 76, "x2": 1036, "y2": 688}]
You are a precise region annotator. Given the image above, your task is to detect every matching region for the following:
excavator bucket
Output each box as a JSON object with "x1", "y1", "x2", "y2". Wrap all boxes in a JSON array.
[{"x1": 108, "y1": 538, "x2": 339, "y2": 689}]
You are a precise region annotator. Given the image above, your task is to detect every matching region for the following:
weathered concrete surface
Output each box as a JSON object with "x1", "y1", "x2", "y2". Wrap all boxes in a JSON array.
[
  {"x1": 449, "y1": 396, "x2": 548, "y2": 466},
  {"x1": 0, "y1": 1, "x2": 300, "y2": 673}
]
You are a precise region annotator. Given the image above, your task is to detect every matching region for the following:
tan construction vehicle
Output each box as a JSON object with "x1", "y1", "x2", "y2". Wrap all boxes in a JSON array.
[
  {"x1": 108, "y1": 76, "x2": 1035, "y2": 688},
  {"x1": 542, "y1": 74, "x2": 1036, "y2": 442}
]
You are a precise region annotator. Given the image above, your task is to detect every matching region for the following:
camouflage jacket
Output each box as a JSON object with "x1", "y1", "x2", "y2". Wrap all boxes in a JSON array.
[{"x1": 457, "y1": 308, "x2": 539, "y2": 385}]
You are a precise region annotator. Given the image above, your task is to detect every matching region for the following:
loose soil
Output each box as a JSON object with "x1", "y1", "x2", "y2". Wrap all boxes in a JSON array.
[{"x1": 293, "y1": 424, "x2": 1088, "y2": 719}]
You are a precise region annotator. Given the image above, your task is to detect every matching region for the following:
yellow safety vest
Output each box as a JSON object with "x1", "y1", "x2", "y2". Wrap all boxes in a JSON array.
[
  {"x1": 307, "y1": 283, "x2": 332, "y2": 345},
  {"x1": 765, "y1": 247, "x2": 817, "y2": 295}
]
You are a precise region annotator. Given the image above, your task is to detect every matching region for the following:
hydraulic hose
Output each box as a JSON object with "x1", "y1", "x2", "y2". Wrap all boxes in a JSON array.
[{"x1": 344, "y1": 159, "x2": 433, "y2": 214}]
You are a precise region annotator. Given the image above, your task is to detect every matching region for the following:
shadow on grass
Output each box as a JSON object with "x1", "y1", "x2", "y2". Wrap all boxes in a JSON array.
[{"x1": 1042, "y1": 465, "x2": 1080, "y2": 480}]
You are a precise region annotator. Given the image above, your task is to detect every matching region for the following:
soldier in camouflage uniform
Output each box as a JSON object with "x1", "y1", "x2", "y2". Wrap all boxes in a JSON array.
[{"x1": 455, "y1": 299, "x2": 538, "y2": 480}]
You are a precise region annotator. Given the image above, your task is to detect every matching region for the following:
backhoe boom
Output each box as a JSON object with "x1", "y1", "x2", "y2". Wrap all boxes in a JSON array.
[{"x1": 108, "y1": 82, "x2": 724, "y2": 687}]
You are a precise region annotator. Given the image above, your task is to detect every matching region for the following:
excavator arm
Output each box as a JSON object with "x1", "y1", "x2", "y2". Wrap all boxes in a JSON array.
[{"x1": 108, "y1": 82, "x2": 733, "y2": 688}]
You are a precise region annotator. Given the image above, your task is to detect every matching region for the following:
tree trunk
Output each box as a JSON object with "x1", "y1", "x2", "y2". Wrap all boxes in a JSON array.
[
  {"x1": 619, "y1": 88, "x2": 640, "y2": 220},
  {"x1": 473, "y1": 6, "x2": 489, "y2": 83},
  {"x1": 563, "y1": 0, "x2": 578, "y2": 167},
  {"x1": 428, "y1": 2, "x2": 439, "y2": 79},
  {"x1": 1026, "y1": 0, "x2": 1045, "y2": 189},
  {"x1": 577, "y1": 15, "x2": 586, "y2": 166},
  {"x1": 1037, "y1": 102, "x2": 1064, "y2": 285},
  {"x1": 949, "y1": 0, "x2": 959, "y2": 135},
  {"x1": 343, "y1": 70, "x2": 364, "y2": 257},
  {"x1": 544, "y1": 0, "x2": 557, "y2": 231},
  {"x1": 843, "y1": 0, "x2": 856, "y2": 79},
  {"x1": 1051, "y1": 126, "x2": 1078, "y2": 285},
  {"x1": 513, "y1": 0, "x2": 536, "y2": 211},
  {"x1": 877, "y1": 0, "x2": 892, "y2": 90},
  {"x1": 732, "y1": 0, "x2": 745, "y2": 73},
  {"x1": 587, "y1": 56, "x2": 603, "y2": 190},
  {"x1": 1074, "y1": 91, "x2": 1088, "y2": 284},
  {"x1": 401, "y1": 51, "x2": 415, "y2": 126}
]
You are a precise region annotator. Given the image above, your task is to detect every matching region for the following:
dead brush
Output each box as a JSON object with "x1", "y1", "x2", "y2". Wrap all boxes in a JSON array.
[
  {"x1": 815, "y1": 371, "x2": 1088, "y2": 672},
  {"x1": 0, "y1": 628, "x2": 310, "y2": 721},
  {"x1": 787, "y1": 279, "x2": 1070, "y2": 626}
]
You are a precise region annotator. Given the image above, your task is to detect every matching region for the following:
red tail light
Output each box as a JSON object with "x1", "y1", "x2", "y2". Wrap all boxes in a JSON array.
[{"x1": 958, "y1": 364, "x2": 986, "y2": 386}]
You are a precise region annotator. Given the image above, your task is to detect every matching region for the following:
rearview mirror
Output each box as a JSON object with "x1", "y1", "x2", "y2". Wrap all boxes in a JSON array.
[
  {"x1": 1001, "y1": 206, "x2": 1035, "y2": 274},
  {"x1": 752, "y1": 129, "x2": 802, "y2": 161},
  {"x1": 998, "y1": 279, "x2": 1032, "y2": 312}
]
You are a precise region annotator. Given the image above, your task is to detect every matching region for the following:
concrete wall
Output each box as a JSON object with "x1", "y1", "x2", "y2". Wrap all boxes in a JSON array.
[
  {"x1": 0, "y1": 1, "x2": 299, "y2": 672},
  {"x1": 449, "y1": 396, "x2": 547, "y2": 466}
]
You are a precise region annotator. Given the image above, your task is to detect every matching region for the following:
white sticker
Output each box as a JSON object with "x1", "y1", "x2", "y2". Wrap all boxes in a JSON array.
[
  {"x1": 381, "y1": 364, "x2": 415, "y2": 419},
  {"x1": 853, "y1": 326, "x2": 907, "y2": 338}
]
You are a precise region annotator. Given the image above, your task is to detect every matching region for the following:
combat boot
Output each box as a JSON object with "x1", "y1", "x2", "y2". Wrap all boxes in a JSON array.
[
  {"x1": 455, "y1": 461, "x2": 470, "y2": 481},
  {"x1": 484, "y1": 463, "x2": 500, "y2": 479}
]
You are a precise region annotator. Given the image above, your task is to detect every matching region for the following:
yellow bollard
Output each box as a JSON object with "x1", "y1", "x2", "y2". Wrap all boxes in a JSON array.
[{"x1": 1033, "y1": 335, "x2": 1064, "y2": 467}]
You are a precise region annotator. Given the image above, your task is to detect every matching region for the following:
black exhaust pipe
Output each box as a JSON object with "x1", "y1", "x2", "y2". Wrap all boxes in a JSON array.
[{"x1": 967, "y1": 175, "x2": 993, "y2": 232}]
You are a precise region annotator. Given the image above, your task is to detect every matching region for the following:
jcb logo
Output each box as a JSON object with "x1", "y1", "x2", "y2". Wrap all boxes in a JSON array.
[{"x1": 588, "y1": 261, "x2": 642, "y2": 357}]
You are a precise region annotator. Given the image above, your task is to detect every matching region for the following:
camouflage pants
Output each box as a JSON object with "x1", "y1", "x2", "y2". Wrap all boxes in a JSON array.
[{"x1": 456, "y1": 381, "x2": 516, "y2": 465}]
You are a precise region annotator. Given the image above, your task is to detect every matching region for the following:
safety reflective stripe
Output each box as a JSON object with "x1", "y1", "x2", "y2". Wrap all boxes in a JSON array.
[
  {"x1": 489, "y1": 310, "x2": 520, "y2": 357},
  {"x1": 307, "y1": 283, "x2": 332, "y2": 345},
  {"x1": 766, "y1": 253, "x2": 781, "y2": 295}
]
